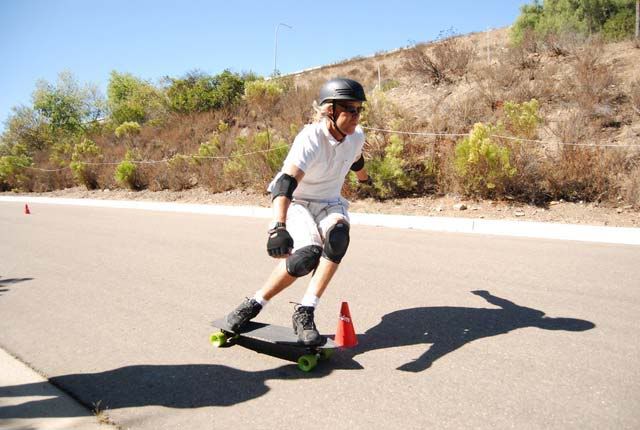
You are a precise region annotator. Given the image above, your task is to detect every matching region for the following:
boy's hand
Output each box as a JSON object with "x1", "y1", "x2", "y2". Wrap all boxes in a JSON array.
[{"x1": 267, "y1": 224, "x2": 293, "y2": 257}]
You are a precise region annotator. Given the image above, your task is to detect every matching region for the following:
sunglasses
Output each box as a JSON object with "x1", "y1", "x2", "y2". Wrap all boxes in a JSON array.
[{"x1": 336, "y1": 103, "x2": 365, "y2": 116}]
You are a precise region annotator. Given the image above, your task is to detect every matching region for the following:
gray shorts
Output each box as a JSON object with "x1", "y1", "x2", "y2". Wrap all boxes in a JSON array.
[{"x1": 286, "y1": 198, "x2": 350, "y2": 252}]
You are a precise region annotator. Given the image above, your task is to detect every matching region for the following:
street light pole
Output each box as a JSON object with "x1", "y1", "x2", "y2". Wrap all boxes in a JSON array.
[{"x1": 273, "y1": 22, "x2": 292, "y2": 76}]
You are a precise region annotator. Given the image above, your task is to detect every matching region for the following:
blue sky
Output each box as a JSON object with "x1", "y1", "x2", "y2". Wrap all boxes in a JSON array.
[{"x1": 0, "y1": 0, "x2": 528, "y2": 130}]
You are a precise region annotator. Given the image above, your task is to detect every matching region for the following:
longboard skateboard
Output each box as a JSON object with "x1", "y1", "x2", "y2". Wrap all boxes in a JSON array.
[{"x1": 210, "y1": 318, "x2": 336, "y2": 372}]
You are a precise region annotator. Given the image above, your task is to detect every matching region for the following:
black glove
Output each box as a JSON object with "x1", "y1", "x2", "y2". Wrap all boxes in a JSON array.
[{"x1": 267, "y1": 223, "x2": 293, "y2": 257}]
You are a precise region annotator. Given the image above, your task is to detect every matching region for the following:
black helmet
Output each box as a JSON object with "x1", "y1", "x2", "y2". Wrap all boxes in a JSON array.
[{"x1": 319, "y1": 78, "x2": 366, "y2": 105}]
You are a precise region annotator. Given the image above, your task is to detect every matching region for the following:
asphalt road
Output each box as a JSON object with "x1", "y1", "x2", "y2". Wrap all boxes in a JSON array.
[{"x1": 1, "y1": 201, "x2": 639, "y2": 429}]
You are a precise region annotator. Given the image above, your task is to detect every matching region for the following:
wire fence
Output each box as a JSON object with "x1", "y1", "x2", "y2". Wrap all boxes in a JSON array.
[
  {"x1": 362, "y1": 126, "x2": 640, "y2": 148},
  {"x1": 24, "y1": 147, "x2": 282, "y2": 172},
  {"x1": 22, "y1": 123, "x2": 640, "y2": 173}
]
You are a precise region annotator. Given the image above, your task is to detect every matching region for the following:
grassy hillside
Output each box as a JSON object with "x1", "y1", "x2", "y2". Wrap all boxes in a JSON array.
[{"x1": 2, "y1": 28, "x2": 640, "y2": 207}]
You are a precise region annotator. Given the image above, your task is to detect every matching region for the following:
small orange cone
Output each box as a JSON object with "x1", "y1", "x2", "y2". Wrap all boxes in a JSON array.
[
  {"x1": 24, "y1": 204, "x2": 31, "y2": 215},
  {"x1": 335, "y1": 302, "x2": 358, "y2": 347}
]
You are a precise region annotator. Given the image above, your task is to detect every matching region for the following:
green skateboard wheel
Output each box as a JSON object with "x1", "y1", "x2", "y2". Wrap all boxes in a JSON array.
[
  {"x1": 210, "y1": 331, "x2": 227, "y2": 348},
  {"x1": 297, "y1": 354, "x2": 318, "y2": 372},
  {"x1": 319, "y1": 348, "x2": 335, "y2": 360}
]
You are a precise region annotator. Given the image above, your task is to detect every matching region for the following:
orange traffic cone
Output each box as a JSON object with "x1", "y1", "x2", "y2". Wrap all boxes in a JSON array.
[
  {"x1": 335, "y1": 302, "x2": 358, "y2": 347},
  {"x1": 24, "y1": 204, "x2": 31, "y2": 215}
]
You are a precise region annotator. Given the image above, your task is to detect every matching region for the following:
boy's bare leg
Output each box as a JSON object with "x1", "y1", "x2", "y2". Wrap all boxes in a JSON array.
[
  {"x1": 256, "y1": 257, "x2": 339, "y2": 303},
  {"x1": 291, "y1": 258, "x2": 339, "y2": 345},
  {"x1": 305, "y1": 258, "x2": 340, "y2": 299},
  {"x1": 257, "y1": 260, "x2": 297, "y2": 300}
]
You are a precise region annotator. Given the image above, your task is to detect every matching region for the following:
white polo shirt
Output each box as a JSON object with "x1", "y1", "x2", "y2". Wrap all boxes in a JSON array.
[{"x1": 268, "y1": 120, "x2": 365, "y2": 201}]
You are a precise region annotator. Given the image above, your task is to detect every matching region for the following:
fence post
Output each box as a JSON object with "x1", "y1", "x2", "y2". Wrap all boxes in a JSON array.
[{"x1": 636, "y1": 0, "x2": 639, "y2": 39}]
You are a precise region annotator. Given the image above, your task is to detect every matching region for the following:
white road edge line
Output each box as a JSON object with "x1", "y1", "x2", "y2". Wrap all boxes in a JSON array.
[{"x1": 2, "y1": 195, "x2": 639, "y2": 246}]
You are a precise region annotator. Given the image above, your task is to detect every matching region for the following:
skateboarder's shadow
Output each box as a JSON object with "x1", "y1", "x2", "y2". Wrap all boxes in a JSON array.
[
  {"x1": 339, "y1": 290, "x2": 595, "y2": 372},
  {"x1": 0, "y1": 362, "x2": 331, "y2": 419}
]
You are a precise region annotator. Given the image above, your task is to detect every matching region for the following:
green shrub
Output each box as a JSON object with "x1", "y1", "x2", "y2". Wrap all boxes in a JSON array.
[
  {"x1": 167, "y1": 154, "x2": 196, "y2": 190},
  {"x1": 213, "y1": 71, "x2": 247, "y2": 108},
  {"x1": 244, "y1": 79, "x2": 284, "y2": 110},
  {"x1": 602, "y1": 8, "x2": 635, "y2": 41},
  {"x1": 114, "y1": 150, "x2": 142, "y2": 190},
  {"x1": 367, "y1": 134, "x2": 417, "y2": 198},
  {"x1": 223, "y1": 136, "x2": 249, "y2": 183},
  {"x1": 1, "y1": 106, "x2": 51, "y2": 153},
  {"x1": 454, "y1": 123, "x2": 516, "y2": 197},
  {"x1": 222, "y1": 131, "x2": 289, "y2": 187},
  {"x1": 510, "y1": 0, "x2": 636, "y2": 46},
  {"x1": 114, "y1": 121, "x2": 141, "y2": 138},
  {"x1": 511, "y1": 1, "x2": 544, "y2": 46},
  {"x1": 381, "y1": 80, "x2": 400, "y2": 92},
  {"x1": 502, "y1": 99, "x2": 541, "y2": 140},
  {"x1": 70, "y1": 138, "x2": 102, "y2": 189},
  {"x1": 32, "y1": 71, "x2": 105, "y2": 136},
  {"x1": 289, "y1": 123, "x2": 301, "y2": 138},
  {"x1": 166, "y1": 70, "x2": 245, "y2": 113},
  {"x1": 0, "y1": 144, "x2": 32, "y2": 191},
  {"x1": 197, "y1": 135, "x2": 220, "y2": 159},
  {"x1": 360, "y1": 88, "x2": 404, "y2": 133},
  {"x1": 254, "y1": 131, "x2": 288, "y2": 173},
  {"x1": 217, "y1": 120, "x2": 229, "y2": 134},
  {"x1": 107, "y1": 71, "x2": 166, "y2": 125},
  {"x1": 195, "y1": 120, "x2": 229, "y2": 163},
  {"x1": 499, "y1": 100, "x2": 545, "y2": 202},
  {"x1": 48, "y1": 140, "x2": 73, "y2": 168}
]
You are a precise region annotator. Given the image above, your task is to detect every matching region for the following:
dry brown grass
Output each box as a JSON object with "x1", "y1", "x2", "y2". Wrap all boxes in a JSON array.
[
  {"x1": 541, "y1": 108, "x2": 625, "y2": 202},
  {"x1": 449, "y1": 87, "x2": 496, "y2": 133},
  {"x1": 500, "y1": 141, "x2": 548, "y2": 204},
  {"x1": 403, "y1": 36, "x2": 475, "y2": 85},
  {"x1": 572, "y1": 40, "x2": 617, "y2": 114},
  {"x1": 624, "y1": 163, "x2": 640, "y2": 207},
  {"x1": 543, "y1": 146, "x2": 626, "y2": 202},
  {"x1": 5, "y1": 28, "x2": 639, "y2": 207},
  {"x1": 548, "y1": 109, "x2": 594, "y2": 145},
  {"x1": 631, "y1": 78, "x2": 640, "y2": 115},
  {"x1": 471, "y1": 46, "x2": 560, "y2": 114}
]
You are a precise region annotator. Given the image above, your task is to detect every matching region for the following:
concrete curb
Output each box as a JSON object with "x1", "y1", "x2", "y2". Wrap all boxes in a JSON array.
[
  {"x1": 0, "y1": 348, "x2": 110, "y2": 429},
  {"x1": 2, "y1": 195, "x2": 639, "y2": 246},
  {"x1": 349, "y1": 212, "x2": 640, "y2": 245}
]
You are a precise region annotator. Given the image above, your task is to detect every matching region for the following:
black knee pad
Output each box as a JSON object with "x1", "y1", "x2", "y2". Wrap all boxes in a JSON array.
[
  {"x1": 286, "y1": 245, "x2": 322, "y2": 277},
  {"x1": 323, "y1": 222, "x2": 350, "y2": 263}
]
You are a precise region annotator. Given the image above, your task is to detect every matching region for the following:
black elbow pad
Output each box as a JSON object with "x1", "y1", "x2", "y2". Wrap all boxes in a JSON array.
[
  {"x1": 271, "y1": 173, "x2": 298, "y2": 200},
  {"x1": 350, "y1": 155, "x2": 365, "y2": 172}
]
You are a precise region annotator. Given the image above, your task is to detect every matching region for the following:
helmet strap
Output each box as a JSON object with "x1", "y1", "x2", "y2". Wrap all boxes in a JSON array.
[{"x1": 329, "y1": 100, "x2": 346, "y2": 141}]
